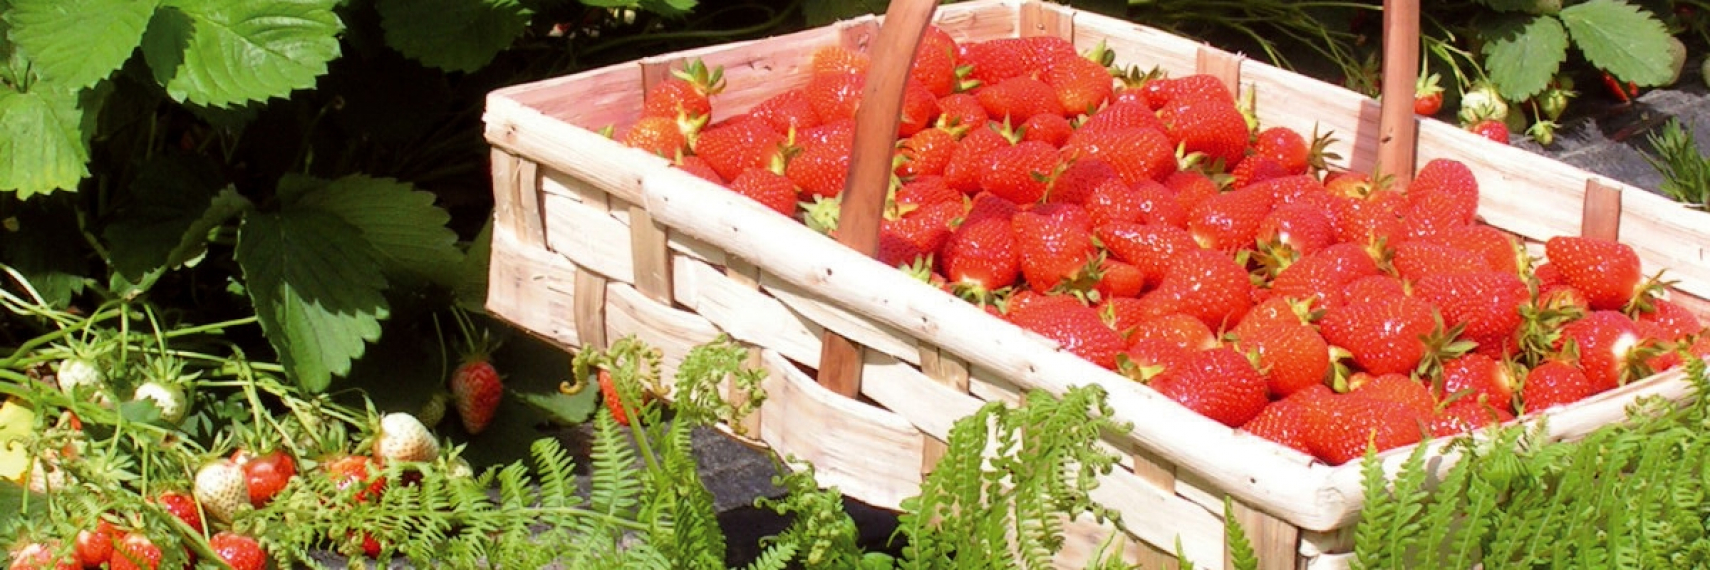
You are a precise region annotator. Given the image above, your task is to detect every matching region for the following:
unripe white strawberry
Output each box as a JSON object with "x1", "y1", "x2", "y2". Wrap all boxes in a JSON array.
[
  {"x1": 132, "y1": 381, "x2": 187, "y2": 423},
  {"x1": 56, "y1": 358, "x2": 104, "y2": 395},
  {"x1": 375, "y1": 412, "x2": 439, "y2": 463},
  {"x1": 1457, "y1": 82, "x2": 1508, "y2": 125},
  {"x1": 445, "y1": 457, "x2": 473, "y2": 479},
  {"x1": 24, "y1": 453, "x2": 68, "y2": 494},
  {"x1": 194, "y1": 459, "x2": 249, "y2": 524}
]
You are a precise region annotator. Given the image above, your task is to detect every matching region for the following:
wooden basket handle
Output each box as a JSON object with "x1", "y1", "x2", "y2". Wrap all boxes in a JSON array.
[
  {"x1": 1377, "y1": 0, "x2": 1421, "y2": 185},
  {"x1": 816, "y1": 0, "x2": 941, "y2": 398}
]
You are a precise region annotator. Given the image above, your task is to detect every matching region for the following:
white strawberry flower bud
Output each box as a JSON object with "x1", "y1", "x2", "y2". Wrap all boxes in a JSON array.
[
  {"x1": 194, "y1": 459, "x2": 249, "y2": 524},
  {"x1": 376, "y1": 412, "x2": 440, "y2": 463}
]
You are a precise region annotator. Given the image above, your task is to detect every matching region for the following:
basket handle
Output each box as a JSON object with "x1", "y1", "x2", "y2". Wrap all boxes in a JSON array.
[
  {"x1": 816, "y1": 0, "x2": 940, "y2": 398},
  {"x1": 1377, "y1": 0, "x2": 1421, "y2": 185}
]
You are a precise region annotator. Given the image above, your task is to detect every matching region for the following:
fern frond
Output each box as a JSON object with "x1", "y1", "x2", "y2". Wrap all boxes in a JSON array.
[{"x1": 1222, "y1": 497, "x2": 1258, "y2": 570}]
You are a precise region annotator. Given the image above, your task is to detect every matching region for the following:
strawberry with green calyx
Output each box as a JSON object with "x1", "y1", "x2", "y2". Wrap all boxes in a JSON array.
[
  {"x1": 1457, "y1": 81, "x2": 1509, "y2": 125},
  {"x1": 1413, "y1": 72, "x2": 1444, "y2": 116},
  {"x1": 641, "y1": 58, "x2": 724, "y2": 122},
  {"x1": 107, "y1": 533, "x2": 164, "y2": 570},
  {"x1": 1543, "y1": 236, "x2": 1649, "y2": 312},
  {"x1": 208, "y1": 532, "x2": 265, "y2": 570},
  {"x1": 153, "y1": 490, "x2": 203, "y2": 534},
  {"x1": 194, "y1": 457, "x2": 250, "y2": 524},
  {"x1": 74, "y1": 518, "x2": 119, "y2": 568},
  {"x1": 1467, "y1": 119, "x2": 1510, "y2": 144},
  {"x1": 1519, "y1": 359, "x2": 1597, "y2": 413},
  {"x1": 1005, "y1": 294, "x2": 1127, "y2": 371},
  {"x1": 1150, "y1": 346, "x2": 1270, "y2": 427},
  {"x1": 131, "y1": 359, "x2": 193, "y2": 425},
  {"x1": 230, "y1": 446, "x2": 296, "y2": 508},
  {"x1": 375, "y1": 412, "x2": 440, "y2": 464},
  {"x1": 441, "y1": 308, "x2": 503, "y2": 435}
]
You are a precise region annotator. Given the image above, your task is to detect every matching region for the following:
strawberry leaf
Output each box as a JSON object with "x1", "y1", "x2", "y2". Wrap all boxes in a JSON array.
[
  {"x1": 1481, "y1": 14, "x2": 1568, "y2": 102},
  {"x1": 104, "y1": 153, "x2": 253, "y2": 281},
  {"x1": 4, "y1": 0, "x2": 158, "y2": 90},
  {"x1": 376, "y1": 0, "x2": 530, "y2": 73},
  {"x1": 139, "y1": 0, "x2": 342, "y2": 108},
  {"x1": 237, "y1": 207, "x2": 390, "y2": 392},
  {"x1": 287, "y1": 174, "x2": 464, "y2": 287},
  {"x1": 1559, "y1": 0, "x2": 1675, "y2": 87},
  {"x1": 0, "y1": 85, "x2": 96, "y2": 197}
]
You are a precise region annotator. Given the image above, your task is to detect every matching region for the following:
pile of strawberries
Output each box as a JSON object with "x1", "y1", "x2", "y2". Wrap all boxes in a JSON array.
[{"x1": 616, "y1": 28, "x2": 1710, "y2": 466}]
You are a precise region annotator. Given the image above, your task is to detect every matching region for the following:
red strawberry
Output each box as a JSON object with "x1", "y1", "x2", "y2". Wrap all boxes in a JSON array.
[
  {"x1": 1401, "y1": 158, "x2": 1480, "y2": 239},
  {"x1": 8, "y1": 541, "x2": 76, "y2": 570},
  {"x1": 1468, "y1": 119, "x2": 1509, "y2": 144},
  {"x1": 1016, "y1": 36, "x2": 1077, "y2": 74},
  {"x1": 1348, "y1": 372, "x2": 1436, "y2": 417},
  {"x1": 675, "y1": 155, "x2": 724, "y2": 185},
  {"x1": 1414, "y1": 271, "x2": 1529, "y2": 355},
  {"x1": 1428, "y1": 397, "x2": 1515, "y2": 437},
  {"x1": 695, "y1": 117, "x2": 786, "y2": 182},
  {"x1": 977, "y1": 77, "x2": 1058, "y2": 123},
  {"x1": 641, "y1": 59, "x2": 723, "y2": 121},
  {"x1": 1093, "y1": 258, "x2": 1147, "y2": 300},
  {"x1": 1302, "y1": 393, "x2": 1426, "y2": 465},
  {"x1": 897, "y1": 79, "x2": 942, "y2": 137},
  {"x1": 1165, "y1": 170, "x2": 1221, "y2": 213},
  {"x1": 1416, "y1": 225, "x2": 1525, "y2": 277},
  {"x1": 911, "y1": 26, "x2": 961, "y2": 97},
  {"x1": 960, "y1": 38, "x2": 1033, "y2": 85},
  {"x1": 879, "y1": 201, "x2": 960, "y2": 269},
  {"x1": 1158, "y1": 95, "x2": 1250, "y2": 167},
  {"x1": 748, "y1": 88, "x2": 821, "y2": 135},
  {"x1": 1006, "y1": 294, "x2": 1127, "y2": 370},
  {"x1": 1141, "y1": 248, "x2": 1254, "y2": 332},
  {"x1": 799, "y1": 118, "x2": 856, "y2": 149},
  {"x1": 942, "y1": 124, "x2": 1010, "y2": 193},
  {"x1": 1520, "y1": 359, "x2": 1597, "y2": 413},
  {"x1": 154, "y1": 491, "x2": 202, "y2": 533},
  {"x1": 450, "y1": 354, "x2": 503, "y2": 435},
  {"x1": 1045, "y1": 52, "x2": 1114, "y2": 116},
  {"x1": 1102, "y1": 297, "x2": 1155, "y2": 339},
  {"x1": 1255, "y1": 202, "x2": 1335, "y2": 261},
  {"x1": 728, "y1": 168, "x2": 799, "y2": 217},
  {"x1": 620, "y1": 116, "x2": 692, "y2": 159},
  {"x1": 1227, "y1": 155, "x2": 1293, "y2": 190},
  {"x1": 1020, "y1": 112, "x2": 1073, "y2": 147},
  {"x1": 1636, "y1": 298, "x2": 1703, "y2": 342},
  {"x1": 1232, "y1": 296, "x2": 1316, "y2": 339},
  {"x1": 1241, "y1": 385, "x2": 1331, "y2": 455},
  {"x1": 805, "y1": 72, "x2": 865, "y2": 124},
  {"x1": 1269, "y1": 242, "x2": 1381, "y2": 309},
  {"x1": 1239, "y1": 322, "x2": 1332, "y2": 398},
  {"x1": 1141, "y1": 74, "x2": 1234, "y2": 108},
  {"x1": 75, "y1": 519, "x2": 118, "y2": 568},
  {"x1": 1328, "y1": 190, "x2": 1406, "y2": 247},
  {"x1": 1389, "y1": 241, "x2": 1491, "y2": 283},
  {"x1": 1012, "y1": 204, "x2": 1096, "y2": 293},
  {"x1": 1414, "y1": 73, "x2": 1444, "y2": 115},
  {"x1": 1059, "y1": 127, "x2": 1176, "y2": 186},
  {"x1": 1437, "y1": 353, "x2": 1519, "y2": 412},
  {"x1": 1187, "y1": 187, "x2": 1274, "y2": 252},
  {"x1": 939, "y1": 193, "x2": 1020, "y2": 303},
  {"x1": 208, "y1": 532, "x2": 265, "y2": 570},
  {"x1": 323, "y1": 454, "x2": 385, "y2": 503},
  {"x1": 787, "y1": 138, "x2": 853, "y2": 200},
  {"x1": 1256, "y1": 175, "x2": 1332, "y2": 207},
  {"x1": 1124, "y1": 180, "x2": 1188, "y2": 229},
  {"x1": 810, "y1": 45, "x2": 869, "y2": 75},
  {"x1": 1076, "y1": 100, "x2": 1167, "y2": 134},
  {"x1": 1096, "y1": 222, "x2": 1198, "y2": 289},
  {"x1": 1556, "y1": 310, "x2": 1644, "y2": 392},
  {"x1": 1046, "y1": 158, "x2": 1121, "y2": 205},
  {"x1": 1544, "y1": 236, "x2": 1645, "y2": 311},
  {"x1": 1150, "y1": 346, "x2": 1270, "y2": 427},
  {"x1": 108, "y1": 534, "x2": 162, "y2": 570},
  {"x1": 1319, "y1": 296, "x2": 1438, "y2": 376},
  {"x1": 1129, "y1": 313, "x2": 1218, "y2": 352},
  {"x1": 980, "y1": 140, "x2": 1060, "y2": 204},
  {"x1": 1119, "y1": 338, "x2": 1192, "y2": 381},
  {"x1": 898, "y1": 127, "x2": 959, "y2": 179},
  {"x1": 1251, "y1": 126, "x2": 1312, "y2": 176},
  {"x1": 935, "y1": 93, "x2": 988, "y2": 130},
  {"x1": 595, "y1": 369, "x2": 631, "y2": 426},
  {"x1": 895, "y1": 175, "x2": 961, "y2": 208},
  {"x1": 231, "y1": 448, "x2": 296, "y2": 508}
]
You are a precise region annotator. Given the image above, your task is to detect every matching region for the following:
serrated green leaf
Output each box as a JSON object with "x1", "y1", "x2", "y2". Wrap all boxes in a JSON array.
[
  {"x1": 375, "y1": 0, "x2": 530, "y2": 73},
  {"x1": 513, "y1": 388, "x2": 598, "y2": 426},
  {"x1": 289, "y1": 174, "x2": 463, "y2": 284},
  {"x1": 237, "y1": 208, "x2": 390, "y2": 392},
  {"x1": 4, "y1": 0, "x2": 158, "y2": 90},
  {"x1": 140, "y1": 0, "x2": 342, "y2": 108},
  {"x1": 0, "y1": 87, "x2": 90, "y2": 197},
  {"x1": 1560, "y1": 0, "x2": 1675, "y2": 87},
  {"x1": 1482, "y1": 15, "x2": 1568, "y2": 101},
  {"x1": 103, "y1": 153, "x2": 248, "y2": 280}
]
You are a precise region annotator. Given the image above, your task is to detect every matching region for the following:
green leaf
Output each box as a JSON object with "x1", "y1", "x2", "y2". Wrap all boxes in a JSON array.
[
  {"x1": 0, "y1": 86, "x2": 90, "y2": 197},
  {"x1": 237, "y1": 207, "x2": 390, "y2": 392},
  {"x1": 103, "y1": 153, "x2": 249, "y2": 280},
  {"x1": 1481, "y1": 15, "x2": 1569, "y2": 101},
  {"x1": 289, "y1": 174, "x2": 463, "y2": 284},
  {"x1": 1559, "y1": 0, "x2": 1675, "y2": 87},
  {"x1": 637, "y1": 0, "x2": 696, "y2": 17},
  {"x1": 513, "y1": 388, "x2": 597, "y2": 426},
  {"x1": 1476, "y1": 0, "x2": 1545, "y2": 12},
  {"x1": 4, "y1": 0, "x2": 159, "y2": 90},
  {"x1": 375, "y1": 0, "x2": 530, "y2": 73},
  {"x1": 140, "y1": 0, "x2": 343, "y2": 108},
  {"x1": 802, "y1": 0, "x2": 887, "y2": 26}
]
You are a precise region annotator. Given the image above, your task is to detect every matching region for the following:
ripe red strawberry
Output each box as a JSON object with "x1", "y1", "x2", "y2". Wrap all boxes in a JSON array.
[
  {"x1": 1046, "y1": 158, "x2": 1120, "y2": 205},
  {"x1": 980, "y1": 140, "x2": 1060, "y2": 204},
  {"x1": 1256, "y1": 174, "x2": 1333, "y2": 208},
  {"x1": 1123, "y1": 180, "x2": 1188, "y2": 229},
  {"x1": 1140, "y1": 248, "x2": 1254, "y2": 332},
  {"x1": 1250, "y1": 126, "x2": 1314, "y2": 176},
  {"x1": 788, "y1": 139, "x2": 853, "y2": 200},
  {"x1": 1150, "y1": 346, "x2": 1270, "y2": 427},
  {"x1": 1328, "y1": 190, "x2": 1406, "y2": 246},
  {"x1": 208, "y1": 532, "x2": 265, "y2": 570},
  {"x1": 1227, "y1": 155, "x2": 1292, "y2": 189},
  {"x1": 749, "y1": 88, "x2": 821, "y2": 135},
  {"x1": 1158, "y1": 95, "x2": 1251, "y2": 168},
  {"x1": 1239, "y1": 322, "x2": 1332, "y2": 398},
  {"x1": 75, "y1": 519, "x2": 118, "y2": 567},
  {"x1": 1468, "y1": 119, "x2": 1509, "y2": 144},
  {"x1": 805, "y1": 71, "x2": 865, "y2": 124},
  {"x1": 799, "y1": 118, "x2": 856, "y2": 148},
  {"x1": 1556, "y1": 310, "x2": 1644, "y2": 392},
  {"x1": 1255, "y1": 202, "x2": 1335, "y2": 261},
  {"x1": 1129, "y1": 313, "x2": 1218, "y2": 352},
  {"x1": 1414, "y1": 73, "x2": 1444, "y2": 115},
  {"x1": 1416, "y1": 225, "x2": 1525, "y2": 277},
  {"x1": 935, "y1": 93, "x2": 988, "y2": 130},
  {"x1": 1401, "y1": 159, "x2": 1480, "y2": 239},
  {"x1": 1006, "y1": 294, "x2": 1127, "y2": 370},
  {"x1": 1045, "y1": 52, "x2": 1114, "y2": 116},
  {"x1": 675, "y1": 155, "x2": 724, "y2": 185},
  {"x1": 1016, "y1": 36, "x2": 1077, "y2": 73},
  {"x1": 108, "y1": 534, "x2": 162, "y2": 570},
  {"x1": 1232, "y1": 296, "x2": 1316, "y2": 339},
  {"x1": 1269, "y1": 242, "x2": 1381, "y2": 309},
  {"x1": 231, "y1": 448, "x2": 296, "y2": 508},
  {"x1": 1241, "y1": 385, "x2": 1331, "y2": 455},
  {"x1": 1437, "y1": 353, "x2": 1519, "y2": 412},
  {"x1": 641, "y1": 59, "x2": 723, "y2": 121},
  {"x1": 879, "y1": 201, "x2": 960, "y2": 268},
  {"x1": 811, "y1": 45, "x2": 869, "y2": 75},
  {"x1": 1119, "y1": 338, "x2": 1192, "y2": 380},
  {"x1": 323, "y1": 454, "x2": 385, "y2": 503},
  {"x1": 1414, "y1": 271, "x2": 1529, "y2": 355},
  {"x1": 897, "y1": 127, "x2": 960, "y2": 178},
  {"x1": 1319, "y1": 296, "x2": 1438, "y2": 376},
  {"x1": 1520, "y1": 359, "x2": 1597, "y2": 413},
  {"x1": 8, "y1": 541, "x2": 76, "y2": 570},
  {"x1": 154, "y1": 490, "x2": 202, "y2": 533},
  {"x1": 1165, "y1": 170, "x2": 1221, "y2": 214},
  {"x1": 1095, "y1": 222, "x2": 1198, "y2": 290},
  {"x1": 911, "y1": 26, "x2": 961, "y2": 97},
  {"x1": 450, "y1": 356, "x2": 502, "y2": 435},
  {"x1": 898, "y1": 78, "x2": 942, "y2": 137},
  {"x1": 1059, "y1": 127, "x2": 1176, "y2": 186},
  {"x1": 942, "y1": 124, "x2": 1011, "y2": 193},
  {"x1": 695, "y1": 117, "x2": 786, "y2": 182},
  {"x1": 1076, "y1": 100, "x2": 1167, "y2": 134},
  {"x1": 591, "y1": 369, "x2": 630, "y2": 426},
  {"x1": 1141, "y1": 73, "x2": 1234, "y2": 108},
  {"x1": 1428, "y1": 397, "x2": 1515, "y2": 437},
  {"x1": 960, "y1": 38, "x2": 1033, "y2": 85},
  {"x1": 939, "y1": 193, "x2": 1020, "y2": 303},
  {"x1": 1102, "y1": 297, "x2": 1153, "y2": 339},
  {"x1": 620, "y1": 116, "x2": 693, "y2": 159},
  {"x1": 895, "y1": 175, "x2": 960, "y2": 208},
  {"x1": 1013, "y1": 203, "x2": 1097, "y2": 293},
  {"x1": 1389, "y1": 241, "x2": 1492, "y2": 283},
  {"x1": 1636, "y1": 298, "x2": 1703, "y2": 342},
  {"x1": 1093, "y1": 258, "x2": 1147, "y2": 300},
  {"x1": 1187, "y1": 187, "x2": 1274, "y2": 252},
  {"x1": 1348, "y1": 372, "x2": 1436, "y2": 417},
  {"x1": 1544, "y1": 236, "x2": 1645, "y2": 311},
  {"x1": 977, "y1": 77, "x2": 1058, "y2": 123},
  {"x1": 1302, "y1": 393, "x2": 1426, "y2": 465},
  {"x1": 1020, "y1": 112, "x2": 1073, "y2": 147},
  {"x1": 729, "y1": 168, "x2": 799, "y2": 216}
]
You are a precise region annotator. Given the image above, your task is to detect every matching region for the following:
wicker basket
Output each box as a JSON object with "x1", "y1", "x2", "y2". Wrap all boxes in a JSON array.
[{"x1": 480, "y1": 1, "x2": 1710, "y2": 567}]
